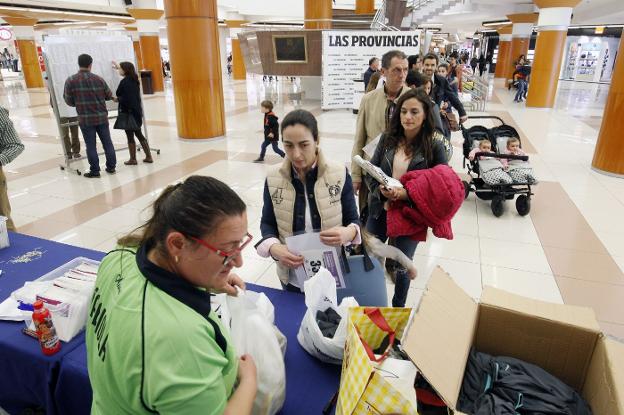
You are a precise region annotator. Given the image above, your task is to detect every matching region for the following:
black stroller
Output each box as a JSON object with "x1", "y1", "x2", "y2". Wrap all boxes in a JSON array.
[{"x1": 461, "y1": 116, "x2": 534, "y2": 217}]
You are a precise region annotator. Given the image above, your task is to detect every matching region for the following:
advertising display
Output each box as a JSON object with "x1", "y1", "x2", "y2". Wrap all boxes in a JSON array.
[
  {"x1": 560, "y1": 35, "x2": 621, "y2": 83},
  {"x1": 322, "y1": 30, "x2": 421, "y2": 109}
]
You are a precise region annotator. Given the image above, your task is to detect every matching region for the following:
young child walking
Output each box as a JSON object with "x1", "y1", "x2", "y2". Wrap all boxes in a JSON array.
[
  {"x1": 505, "y1": 137, "x2": 537, "y2": 184},
  {"x1": 469, "y1": 139, "x2": 513, "y2": 185},
  {"x1": 254, "y1": 100, "x2": 285, "y2": 162}
]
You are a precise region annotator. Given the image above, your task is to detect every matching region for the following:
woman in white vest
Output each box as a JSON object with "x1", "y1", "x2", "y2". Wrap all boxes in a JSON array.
[{"x1": 255, "y1": 109, "x2": 361, "y2": 291}]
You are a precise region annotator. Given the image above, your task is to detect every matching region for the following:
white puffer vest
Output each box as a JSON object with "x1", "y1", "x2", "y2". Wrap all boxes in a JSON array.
[{"x1": 266, "y1": 150, "x2": 346, "y2": 285}]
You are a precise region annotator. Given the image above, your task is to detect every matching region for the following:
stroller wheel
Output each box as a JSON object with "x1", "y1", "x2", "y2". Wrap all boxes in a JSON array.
[
  {"x1": 462, "y1": 181, "x2": 470, "y2": 199},
  {"x1": 491, "y1": 196, "x2": 505, "y2": 217},
  {"x1": 516, "y1": 195, "x2": 531, "y2": 216}
]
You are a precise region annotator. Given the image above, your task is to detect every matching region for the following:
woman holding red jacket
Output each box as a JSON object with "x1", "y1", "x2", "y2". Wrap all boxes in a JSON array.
[{"x1": 365, "y1": 88, "x2": 448, "y2": 307}]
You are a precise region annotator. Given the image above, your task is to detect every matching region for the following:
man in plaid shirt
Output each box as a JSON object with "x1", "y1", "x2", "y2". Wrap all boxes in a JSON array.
[{"x1": 64, "y1": 54, "x2": 117, "y2": 178}]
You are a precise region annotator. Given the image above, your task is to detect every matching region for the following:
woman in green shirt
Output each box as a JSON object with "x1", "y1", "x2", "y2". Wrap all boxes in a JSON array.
[{"x1": 86, "y1": 176, "x2": 257, "y2": 414}]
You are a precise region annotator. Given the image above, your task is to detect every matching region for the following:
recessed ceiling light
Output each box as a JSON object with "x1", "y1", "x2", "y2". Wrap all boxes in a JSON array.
[{"x1": 0, "y1": 6, "x2": 132, "y2": 21}]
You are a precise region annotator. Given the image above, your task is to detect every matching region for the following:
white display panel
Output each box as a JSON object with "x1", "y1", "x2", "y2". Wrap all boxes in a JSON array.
[
  {"x1": 43, "y1": 35, "x2": 135, "y2": 118},
  {"x1": 321, "y1": 31, "x2": 421, "y2": 110}
]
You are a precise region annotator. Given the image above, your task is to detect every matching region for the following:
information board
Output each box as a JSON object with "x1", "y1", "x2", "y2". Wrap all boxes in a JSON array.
[
  {"x1": 321, "y1": 30, "x2": 421, "y2": 109},
  {"x1": 43, "y1": 34, "x2": 135, "y2": 118}
]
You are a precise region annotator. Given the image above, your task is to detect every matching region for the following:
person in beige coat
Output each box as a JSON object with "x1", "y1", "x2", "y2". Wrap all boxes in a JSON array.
[{"x1": 351, "y1": 50, "x2": 411, "y2": 223}]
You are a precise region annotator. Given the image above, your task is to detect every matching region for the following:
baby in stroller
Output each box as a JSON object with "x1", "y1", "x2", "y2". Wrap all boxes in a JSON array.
[
  {"x1": 504, "y1": 137, "x2": 537, "y2": 184},
  {"x1": 468, "y1": 139, "x2": 513, "y2": 185}
]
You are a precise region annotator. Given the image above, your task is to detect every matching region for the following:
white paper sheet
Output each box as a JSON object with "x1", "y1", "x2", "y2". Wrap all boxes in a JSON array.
[
  {"x1": 0, "y1": 297, "x2": 24, "y2": 321},
  {"x1": 362, "y1": 133, "x2": 382, "y2": 159},
  {"x1": 285, "y1": 232, "x2": 345, "y2": 289}
]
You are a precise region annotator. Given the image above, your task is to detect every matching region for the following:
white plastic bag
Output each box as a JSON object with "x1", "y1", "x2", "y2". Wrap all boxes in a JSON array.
[
  {"x1": 227, "y1": 290, "x2": 286, "y2": 415},
  {"x1": 297, "y1": 268, "x2": 358, "y2": 365}
]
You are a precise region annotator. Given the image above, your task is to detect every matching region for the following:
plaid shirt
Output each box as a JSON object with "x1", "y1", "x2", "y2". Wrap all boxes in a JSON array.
[
  {"x1": 63, "y1": 70, "x2": 112, "y2": 127},
  {"x1": 0, "y1": 106, "x2": 25, "y2": 166}
]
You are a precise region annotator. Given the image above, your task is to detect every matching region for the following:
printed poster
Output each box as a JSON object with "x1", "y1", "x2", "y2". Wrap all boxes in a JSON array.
[{"x1": 322, "y1": 30, "x2": 421, "y2": 109}]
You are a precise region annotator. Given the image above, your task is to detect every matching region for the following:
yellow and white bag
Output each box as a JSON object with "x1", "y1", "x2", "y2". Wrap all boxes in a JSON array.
[{"x1": 336, "y1": 307, "x2": 417, "y2": 415}]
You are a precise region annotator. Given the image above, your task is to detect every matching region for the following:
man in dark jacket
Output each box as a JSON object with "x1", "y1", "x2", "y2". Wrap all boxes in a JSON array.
[
  {"x1": 470, "y1": 56, "x2": 478, "y2": 73},
  {"x1": 422, "y1": 53, "x2": 467, "y2": 124},
  {"x1": 363, "y1": 57, "x2": 379, "y2": 91},
  {"x1": 405, "y1": 70, "x2": 445, "y2": 135}
]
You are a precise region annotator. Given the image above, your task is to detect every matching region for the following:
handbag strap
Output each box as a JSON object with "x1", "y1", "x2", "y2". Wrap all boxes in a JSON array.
[
  {"x1": 340, "y1": 244, "x2": 375, "y2": 274},
  {"x1": 361, "y1": 245, "x2": 375, "y2": 272},
  {"x1": 340, "y1": 246, "x2": 351, "y2": 274},
  {"x1": 356, "y1": 308, "x2": 396, "y2": 363}
]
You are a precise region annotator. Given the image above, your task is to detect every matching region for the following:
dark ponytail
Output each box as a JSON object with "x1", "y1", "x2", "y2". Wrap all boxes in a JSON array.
[
  {"x1": 280, "y1": 109, "x2": 319, "y2": 142},
  {"x1": 118, "y1": 176, "x2": 246, "y2": 256}
]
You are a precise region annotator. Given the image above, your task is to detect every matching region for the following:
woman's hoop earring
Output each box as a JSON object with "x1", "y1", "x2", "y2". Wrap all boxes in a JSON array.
[{"x1": 174, "y1": 256, "x2": 179, "y2": 264}]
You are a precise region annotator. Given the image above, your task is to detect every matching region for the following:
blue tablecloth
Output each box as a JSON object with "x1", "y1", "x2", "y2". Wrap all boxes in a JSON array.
[
  {"x1": 0, "y1": 232, "x2": 105, "y2": 415},
  {"x1": 0, "y1": 232, "x2": 342, "y2": 414},
  {"x1": 55, "y1": 283, "x2": 342, "y2": 414}
]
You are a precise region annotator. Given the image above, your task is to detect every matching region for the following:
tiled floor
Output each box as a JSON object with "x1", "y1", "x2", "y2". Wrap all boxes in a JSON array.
[{"x1": 2, "y1": 70, "x2": 624, "y2": 345}]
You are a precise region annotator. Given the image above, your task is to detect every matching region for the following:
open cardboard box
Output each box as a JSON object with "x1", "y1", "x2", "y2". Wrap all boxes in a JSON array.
[{"x1": 403, "y1": 267, "x2": 624, "y2": 414}]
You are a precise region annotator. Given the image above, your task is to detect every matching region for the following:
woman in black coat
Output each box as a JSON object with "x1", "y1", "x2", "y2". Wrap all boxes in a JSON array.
[
  {"x1": 113, "y1": 61, "x2": 153, "y2": 164},
  {"x1": 365, "y1": 89, "x2": 448, "y2": 307},
  {"x1": 478, "y1": 54, "x2": 486, "y2": 76}
]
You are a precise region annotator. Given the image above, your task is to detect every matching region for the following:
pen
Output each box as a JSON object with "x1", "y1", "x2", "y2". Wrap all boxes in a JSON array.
[{"x1": 22, "y1": 327, "x2": 38, "y2": 340}]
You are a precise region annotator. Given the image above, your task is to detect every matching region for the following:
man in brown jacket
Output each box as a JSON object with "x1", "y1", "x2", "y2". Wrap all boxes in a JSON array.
[{"x1": 351, "y1": 49, "x2": 411, "y2": 222}]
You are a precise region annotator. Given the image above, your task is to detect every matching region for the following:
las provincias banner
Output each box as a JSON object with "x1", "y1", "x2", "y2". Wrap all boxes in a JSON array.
[{"x1": 321, "y1": 31, "x2": 421, "y2": 109}]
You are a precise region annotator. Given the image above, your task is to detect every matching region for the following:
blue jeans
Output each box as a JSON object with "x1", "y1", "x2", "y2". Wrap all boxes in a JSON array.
[
  {"x1": 515, "y1": 79, "x2": 527, "y2": 101},
  {"x1": 366, "y1": 210, "x2": 419, "y2": 307},
  {"x1": 79, "y1": 123, "x2": 117, "y2": 173},
  {"x1": 259, "y1": 139, "x2": 285, "y2": 158}
]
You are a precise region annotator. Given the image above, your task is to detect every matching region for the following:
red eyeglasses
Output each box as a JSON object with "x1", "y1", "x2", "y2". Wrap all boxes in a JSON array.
[{"x1": 189, "y1": 233, "x2": 253, "y2": 266}]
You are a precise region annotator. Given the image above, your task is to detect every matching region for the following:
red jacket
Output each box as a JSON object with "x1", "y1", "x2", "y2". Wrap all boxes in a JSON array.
[{"x1": 387, "y1": 165, "x2": 464, "y2": 241}]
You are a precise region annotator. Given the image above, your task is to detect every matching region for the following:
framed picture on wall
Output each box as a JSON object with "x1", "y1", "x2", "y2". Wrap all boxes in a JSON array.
[{"x1": 272, "y1": 34, "x2": 308, "y2": 63}]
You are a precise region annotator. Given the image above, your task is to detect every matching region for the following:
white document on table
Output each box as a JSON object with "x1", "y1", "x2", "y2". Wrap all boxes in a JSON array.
[
  {"x1": 285, "y1": 232, "x2": 345, "y2": 289},
  {"x1": 0, "y1": 297, "x2": 24, "y2": 321}
]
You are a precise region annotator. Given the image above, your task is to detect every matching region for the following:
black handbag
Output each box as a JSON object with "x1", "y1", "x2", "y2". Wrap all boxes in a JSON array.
[{"x1": 114, "y1": 112, "x2": 140, "y2": 131}]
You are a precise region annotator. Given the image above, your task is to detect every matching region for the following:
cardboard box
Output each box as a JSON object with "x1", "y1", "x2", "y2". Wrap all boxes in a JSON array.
[{"x1": 403, "y1": 267, "x2": 624, "y2": 415}]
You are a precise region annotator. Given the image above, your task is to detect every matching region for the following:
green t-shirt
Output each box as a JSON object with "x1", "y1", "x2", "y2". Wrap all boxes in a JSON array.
[{"x1": 86, "y1": 246, "x2": 238, "y2": 414}]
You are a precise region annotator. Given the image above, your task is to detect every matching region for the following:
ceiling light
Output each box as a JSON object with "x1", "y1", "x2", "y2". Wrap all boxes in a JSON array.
[
  {"x1": 67, "y1": 11, "x2": 132, "y2": 19},
  {"x1": 482, "y1": 20, "x2": 511, "y2": 27},
  {"x1": 0, "y1": 6, "x2": 132, "y2": 20},
  {"x1": 568, "y1": 24, "x2": 624, "y2": 29},
  {"x1": 50, "y1": 21, "x2": 95, "y2": 26},
  {"x1": 26, "y1": 8, "x2": 61, "y2": 14}
]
